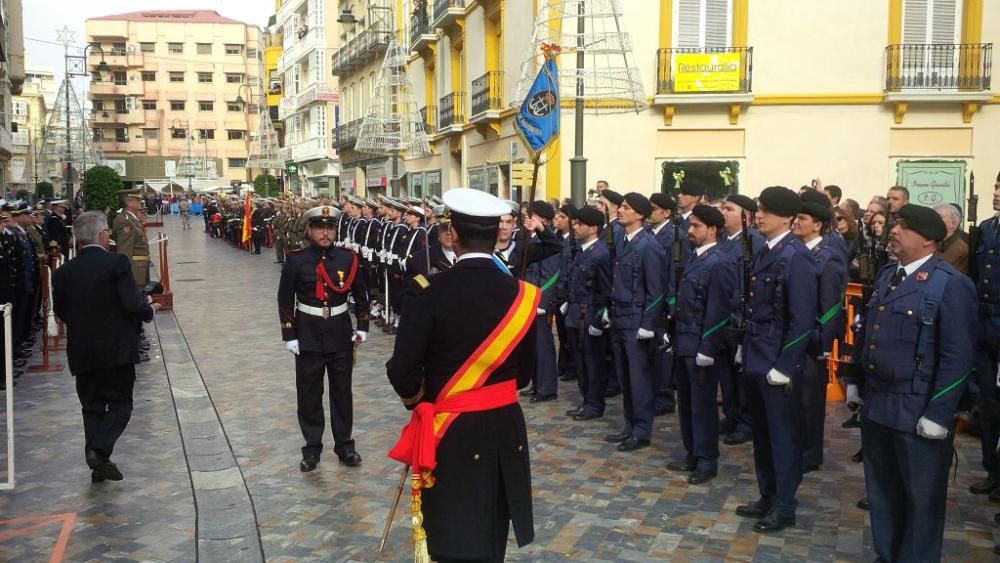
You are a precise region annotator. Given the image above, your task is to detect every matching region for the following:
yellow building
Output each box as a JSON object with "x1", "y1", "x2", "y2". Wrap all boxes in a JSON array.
[
  {"x1": 84, "y1": 10, "x2": 264, "y2": 188},
  {"x1": 1, "y1": 0, "x2": 25, "y2": 193},
  {"x1": 10, "y1": 56, "x2": 57, "y2": 193},
  {"x1": 264, "y1": 3, "x2": 285, "y2": 148},
  {"x1": 339, "y1": 0, "x2": 1000, "y2": 221}
]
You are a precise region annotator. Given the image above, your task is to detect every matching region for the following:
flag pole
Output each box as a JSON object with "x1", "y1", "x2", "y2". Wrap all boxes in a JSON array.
[{"x1": 518, "y1": 154, "x2": 541, "y2": 280}]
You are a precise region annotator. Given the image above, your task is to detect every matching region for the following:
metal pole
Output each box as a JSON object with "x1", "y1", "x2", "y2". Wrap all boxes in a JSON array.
[
  {"x1": 0, "y1": 304, "x2": 15, "y2": 490},
  {"x1": 569, "y1": 2, "x2": 587, "y2": 208},
  {"x1": 391, "y1": 151, "x2": 399, "y2": 197},
  {"x1": 64, "y1": 55, "x2": 73, "y2": 203}
]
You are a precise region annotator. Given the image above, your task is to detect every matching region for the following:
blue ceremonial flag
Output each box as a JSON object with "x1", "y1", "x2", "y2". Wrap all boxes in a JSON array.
[{"x1": 515, "y1": 57, "x2": 560, "y2": 155}]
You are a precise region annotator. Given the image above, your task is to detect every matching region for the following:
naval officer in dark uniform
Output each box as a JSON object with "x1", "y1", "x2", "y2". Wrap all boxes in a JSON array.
[
  {"x1": 845, "y1": 204, "x2": 976, "y2": 563},
  {"x1": 387, "y1": 188, "x2": 537, "y2": 563},
  {"x1": 278, "y1": 205, "x2": 369, "y2": 471}
]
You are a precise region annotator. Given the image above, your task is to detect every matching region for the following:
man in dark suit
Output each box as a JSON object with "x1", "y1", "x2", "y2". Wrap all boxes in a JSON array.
[
  {"x1": 52, "y1": 211, "x2": 159, "y2": 483},
  {"x1": 387, "y1": 188, "x2": 538, "y2": 562}
]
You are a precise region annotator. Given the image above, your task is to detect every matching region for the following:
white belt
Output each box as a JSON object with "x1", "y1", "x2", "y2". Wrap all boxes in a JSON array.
[{"x1": 296, "y1": 302, "x2": 348, "y2": 319}]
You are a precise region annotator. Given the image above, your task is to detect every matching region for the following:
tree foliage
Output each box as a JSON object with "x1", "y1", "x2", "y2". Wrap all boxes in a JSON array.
[
  {"x1": 254, "y1": 173, "x2": 279, "y2": 198},
  {"x1": 82, "y1": 165, "x2": 123, "y2": 216},
  {"x1": 35, "y1": 181, "x2": 55, "y2": 200}
]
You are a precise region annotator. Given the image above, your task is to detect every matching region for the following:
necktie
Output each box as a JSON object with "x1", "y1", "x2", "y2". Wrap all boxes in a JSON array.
[{"x1": 889, "y1": 268, "x2": 906, "y2": 292}]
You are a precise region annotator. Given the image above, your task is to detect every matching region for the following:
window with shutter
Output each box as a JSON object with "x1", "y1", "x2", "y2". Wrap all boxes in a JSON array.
[
  {"x1": 674, "y1": 0, "x2": 732, "y2": 50},
  {"x1": 900, "y1": 0, "x2": 962, "y2": 87}
]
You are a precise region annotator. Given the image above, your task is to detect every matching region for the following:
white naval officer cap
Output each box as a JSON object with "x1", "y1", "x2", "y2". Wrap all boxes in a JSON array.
[
  {"x1": 302, "y1": 205, "x2": 342, "y2": 226},
  {"x1": 442, "y1": 188, "x2": 510, "y2": 224}
]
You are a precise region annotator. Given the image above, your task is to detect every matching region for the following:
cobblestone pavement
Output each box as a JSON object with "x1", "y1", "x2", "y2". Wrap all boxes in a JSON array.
[{"x1": 1, "y1": 215, "x2": 998, "y2": 561}]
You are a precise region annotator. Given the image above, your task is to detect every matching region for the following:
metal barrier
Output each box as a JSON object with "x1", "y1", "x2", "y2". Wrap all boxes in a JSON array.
[
  {"x1": 27, "y1": 260, "x2": 64, "y2": 375},
  {"x1": 0, "y1": 303, "x2": 15, "y2": 490}
]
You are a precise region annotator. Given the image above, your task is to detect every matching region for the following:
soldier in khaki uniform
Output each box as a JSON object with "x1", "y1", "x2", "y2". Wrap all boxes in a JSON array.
[
  {"x1": 111, "y1": 189, "x2": 151, "y2": 287},
  {"x1": 273, "y1": 203, "x2": 288, "y2": 263}
]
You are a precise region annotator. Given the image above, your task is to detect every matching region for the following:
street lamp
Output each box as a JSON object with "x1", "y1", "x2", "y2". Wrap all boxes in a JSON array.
[
  {"x1": 65, "y1": 42, "x2": 109, "y2": 208},
  {"x1": 235, "y1": 83, "x2": 257, "y2": 187}
]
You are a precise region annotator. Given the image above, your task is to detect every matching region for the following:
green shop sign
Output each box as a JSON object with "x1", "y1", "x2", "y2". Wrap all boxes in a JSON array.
[
  {"x1": 286, "y1": 163, "x2": 299, "y2": 176},
  {"x1": 895, "y1": 160, "x2": 966, "y2": 208}
]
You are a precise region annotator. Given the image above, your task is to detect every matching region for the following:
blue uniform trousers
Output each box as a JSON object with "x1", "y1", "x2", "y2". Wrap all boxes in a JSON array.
[
  {"x1": 862, "y1": 418, "x2": 952, "y2": 563},
  {"x1": 653, "y1": 328, "x2": 676, "y2": 412},
  {"x1": 567, "y1": 328, "x2": 607, "y2": 416},
  {"x1": 555, "y1": 308, "x2": 575, "y2": 379},
  {"x1": 801, "y1": 356, "x2": 828, "y2": 467},
  {"x1": 610, "y1": 329, "x2": 655, "y2": 440},
  {"x1": 718, "y1": 342, "x2": 752, "y2": 435},
  {"x1": 745, "y1": 371, "x2": 803, "y2": 517},
  {"x1": 675, "y1": 357, "x2": 720, "y2": 472},
  {"x1": 975, "y1": 342, "x2": 1000, "y2": 480},
  {"x1": 533, "y1": 315, "x2": 559, "y2": 397}
]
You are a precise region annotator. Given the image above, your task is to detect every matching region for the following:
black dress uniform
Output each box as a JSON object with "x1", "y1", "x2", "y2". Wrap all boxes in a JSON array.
[
  {"x1": 277, "y1": 206, "x2": 369, "y2": 470},
  {"x1": 972, "y1": 212, "x2": 1000, "y2": 497}
]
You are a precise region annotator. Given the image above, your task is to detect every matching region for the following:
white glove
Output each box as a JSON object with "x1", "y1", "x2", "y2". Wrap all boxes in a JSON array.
[
  {"x1": 537, "y1": 308, "x2": 546, "y2": 316},
  {"x1": 601, "y1": 310, "x2": 610, "y2": 329},
  {"x1": 766, "y1": 368, "x2": 790, "y2": 386},
  {"x1": 916, "y1": 416, "x2": 948, "y2": 439},
  {"x1": 354, "y1": 330, "x2": 367, "y2": 344},
  {"x1": 846, "y1": 384, "x2": 862, "y2": 407},
  {"x1": 560, "y1": 302, "x2": 568, "y2": 316},
  {"x1": 588, "y1": 326, "x2": 603, "y2": 337},
  {"x1": 695, "y1": 353, "x2": 714, "y2": 367},
  {"x1": 662, "y1": 332, "x2": 671, "y2": 347},
  {"x1": 734, "y1": 345, "x2": 743, "y2": 366},
  {"x1": 817, "y1": 352, "x2": 831, "y2": 361},
  {"x1": 637, "y1": 328, "x2": 654, "y2": 340},
  {"x1": 285, "y1": 339, "x2": 300, "y2": 355}
]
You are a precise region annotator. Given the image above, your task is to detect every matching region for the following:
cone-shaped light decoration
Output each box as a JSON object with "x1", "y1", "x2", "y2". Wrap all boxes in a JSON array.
[{"x1": 356, "y1": 39, "x2": 431, "y2": 156}]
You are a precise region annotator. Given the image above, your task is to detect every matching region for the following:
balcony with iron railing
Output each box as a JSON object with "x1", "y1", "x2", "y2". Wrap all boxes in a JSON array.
[
  {"x1": 332, "y1": 118, "x2": 364, "y2": 150},
  {"x1": 885, "y1": 43, "x2": 992, "y2": 92},
  {"x1": 331, "y1": 25, "x2": 393, "y2": 77},
  {"x1": 410, "y1": 13, "x2": 437, "y2": 53},
  {"x1": 433, "y1": 0, "x2": 465, "y2": 29},
  {"x1": 655, "y1": 46, "x2": 753, "y2": 96},
  {"x1": 439, "y1": 92, "x2": 466, "y2": 131},
  {"x1": 420, "y1": 105, "x2": 437, "y2": 135},
  {"x1": 470, "y1": 71, "x2": 503, "y2": 120}
]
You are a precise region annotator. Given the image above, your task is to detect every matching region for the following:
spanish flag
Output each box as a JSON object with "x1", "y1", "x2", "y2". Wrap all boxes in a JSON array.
[{"x1": 241, "y1": 193, "x2": 252, "y2": 248}]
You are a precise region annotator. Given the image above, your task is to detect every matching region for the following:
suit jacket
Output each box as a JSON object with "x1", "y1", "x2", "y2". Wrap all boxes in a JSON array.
[
  {"x1": 52, "y1": 246, "x2": 154, "y2": 375},
  {"x1": 936, "y1": 230, "x2": 969, "y2": 275}
]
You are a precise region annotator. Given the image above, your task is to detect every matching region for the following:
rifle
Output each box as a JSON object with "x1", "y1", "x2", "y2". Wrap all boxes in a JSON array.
[
  {"x1": 968, "y1": 171, "x2": 980, "y2": 281},
  {"x1": 724, "y1": 212, "x2": 752, "y2": 346},
  {"x1": 603, "y1": 206, "x2": 617, "y2": 330}
]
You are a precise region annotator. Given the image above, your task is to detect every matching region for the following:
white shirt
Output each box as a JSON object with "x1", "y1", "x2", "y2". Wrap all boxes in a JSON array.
[
  {"x1": 580, "y1": 238, "x2": 598, "y2": 252},
  {"x1": 803, "y1": 236, "x2": 823, "y2": 251},
  {"x1": 496, "y1": 241, "x2": 516, "y2": 262},
  {"x1": 82, "y1": 244, "x2": 106, "y2": 251},
  {"x1": 695, "y1": 242, "x2": 717, "y2": 257},
  {"x1": 727, "y1": 230, "x2": 743, "y2": 241},
  {"x1": 442, "y1": 248, "x2": 457, "y2": 264},
  {"x1": 650, "y1": 220, "x2": 670, "y2": 236},
  {"x1": 681, "y1": 210, "x2": 692, "y2": 221},
  {"x1": 899, "y1": 253, "x2": 934, "y2": 277},
  {"x1": 624, "y1": 226, "x2": 644, "y2": 242},
  {"x1": 767, "y1": 230, "x2": 792, "y2": 249}
]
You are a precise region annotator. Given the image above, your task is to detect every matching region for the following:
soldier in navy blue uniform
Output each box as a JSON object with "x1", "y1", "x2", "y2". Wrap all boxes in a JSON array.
[
  {"x1": 554, "y1": 205, "x2": 577, "y2": 383},
  {"x1": 604, "y1": 193, "x2": 669, "y2": 452},
  {"x1": 735, "y1": 186, "x2": 817, "y2": 534},
  {"x1": 802, "y1": 189, "x2": 850, "y2": 261},
  {"x1": 718, "y1": 194, "x2": 764, "y2": 445},
  {"x1": 844, "y1": 204, "x2": 976, "y2": 562},
  {"x1": 676, "y1": 182, "x2": 706, "y2": 232},
  {"x1": 278, "y1": 205, "x2": 369, "y2": 472},
  {"x1": 647, "y1": 193, "x2": 686, "y2": 416},
  {"x1": 969, "y1": 172, "x2": 1000, "y2": 504},
  {"x1": 561, "y1": 206, "x2": 611, "y2": 420},
  {"x1": 598, "y1": 190, "x2": 625, "y2": 397},
  {"x1": 664, "y1": 205, "x2": 737, "y2": 484},
  {"x1": 523, "y1": 201, "x2": 563, "y2": 403},
  {"x1": 793, "y1": 195, "x2": 848, "y2": 472}
]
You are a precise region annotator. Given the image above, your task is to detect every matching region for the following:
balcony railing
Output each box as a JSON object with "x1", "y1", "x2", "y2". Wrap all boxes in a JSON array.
[
  {"x1": 410, "y1": 14, "x2": 435, "y2": 51},
  {"x1": 332, "y1": 118, "x2": 364, "y2": 149},
  {"x1": 420, "y1": 105, "x2": 437, "y2": 135},
  {"x1": 331, "y1": 25, "x2": 393, "y2": 76},
  {"x1": 885, "y1": 43, "x2": 992, "y2": 91},
  {"x1": 655, "y1": 46, "x2": 753, "y2": 94},
  {"x1": 471, "y1": 71, "x2": 503, "y2": 117},
  {"x1": 433, "y1": 0, "x2": 464, "y2": 27},
  {"x1": 440, "y1": 92, "x2": 467, "y2": 129}
]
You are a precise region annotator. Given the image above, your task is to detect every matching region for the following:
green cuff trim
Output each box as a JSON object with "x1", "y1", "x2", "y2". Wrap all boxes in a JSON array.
[
  {"x1": 930, "y1": 371, "x2": 970, "y2": 403},
  {"x1": 540, "y1": 272, "x2": 561, "y2": 292},
  {"x1": 667, "y1": 296, "x2": 676, "y2": 306},
  {"x1": 702, "y1": 318, "x2": 729, "y2": 339},
  {"x1": 645, "y1": 292, "x2": 666, "y2": 313},
  {"x1": 782, "y1": 330, "x2": 811, "y2": 351}
]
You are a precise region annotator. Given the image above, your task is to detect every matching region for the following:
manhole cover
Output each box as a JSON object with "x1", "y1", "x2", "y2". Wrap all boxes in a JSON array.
[{"x1": 175, "y1": 278, "x2": 205, "y2": 282}]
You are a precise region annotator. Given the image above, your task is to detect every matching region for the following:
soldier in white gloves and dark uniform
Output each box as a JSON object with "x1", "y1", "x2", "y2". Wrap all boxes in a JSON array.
[{"x1": 278, "y1": 205, "x2": 369, "y2": 471}]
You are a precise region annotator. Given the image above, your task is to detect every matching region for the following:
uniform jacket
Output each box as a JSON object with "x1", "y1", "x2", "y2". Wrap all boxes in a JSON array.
[
  {"x1": 277, "y1": 244, "x2": 370, "y2": 353},
  {"x1": 741, "y1": 232, "x2": 818, "y2": 377},
  {"x1": 674, "y1": 244, "x2": 738, "y2": 358},
  {"x1": 501, "y1": 228, "x2": 564, "y2": 278},
  {"x1": 52, "y1": 246, "x2": 154, "y2": 375},
  {"x1": 854, "y1": 257, "x2": 976, "y2": 432},
  {"x1": 525, "y1": 227, "x2": 563, "y2": 313},
  {"x1": 808, "y1": 237, "x2": 849, "y2": 356},
  {"x1": 386, "y1": 257, "x2": 537, "y2": 557},
  {"x1": 610, "y1": 227, "x2": 668, "y2": 331},
  {"x1": 46, "y1": 213, "x2": 70, "y2": 256},
  {"x1": 111, "y1": 210, "x2": 149, "y2": 259},
  {"x1": 975, "y1": 215, "x2": 1000, "y2": 343},
  {"x1": 0, "y1": 231, "x2": 17, "y2": 304},
  {"x1": 565, "y1": 239, "x2": 611, "y2": 329}
]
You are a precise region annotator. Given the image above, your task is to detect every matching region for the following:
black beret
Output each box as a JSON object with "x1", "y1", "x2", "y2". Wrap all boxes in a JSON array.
[
  {"x1": 690, "y1": 204, "x2": 725, "y2": 229},
  {"x1": 649, "y1": 192, "x2": 675, "y2": 211},
  {"x1": 679, "y1": 182, "x2": 706, "y2": 197},
  {"x1": 623, "y1": 192, "x2": 652, "y2": 218},
  {"x1": 897, "y1": 204, "x2": 946, "y2": 242},
  {"x1": 530, "y1": 200, "x2": 556, "y2": 221},
  {"x1": 800, "y1": 189, "x2": 832, "y2": 208},
  {"x1": 601, "y1": 189, "x2": 624, "y2": 206},
  {"x1": 726, "y1": 194, "x2": 757, "y2": 214},
  {"x1": 758, "y1": 186, "x2": 802, "y2": 218},
  {"x1": 575, "y1": 206, "x2": 605, "y2": 227},
  {"x1": 558, "y1": 204, "x2": 577, "y2": 219},
  {"x1": 800, "y1": 201, "x2": 832, "y2": 222}
]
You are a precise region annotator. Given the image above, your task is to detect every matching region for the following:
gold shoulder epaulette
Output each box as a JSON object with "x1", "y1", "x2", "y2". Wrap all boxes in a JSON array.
[{"x1": 413, "y1": 274, "x2": 430, "y2": 289}]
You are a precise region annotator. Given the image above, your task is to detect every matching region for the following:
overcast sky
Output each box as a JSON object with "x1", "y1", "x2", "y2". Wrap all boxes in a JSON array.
[{"x1": 23, "y1": 0, "x2": 275, "y2": 86}]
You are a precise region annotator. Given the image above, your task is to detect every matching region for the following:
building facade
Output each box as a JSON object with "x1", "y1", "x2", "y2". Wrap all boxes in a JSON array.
[
  {"x1": 9, "y1": 56, "x2": 56, "y2": 193},
  {"x1": 329, "y1": 0, "x2": 998, "y2": 221},
  {"x1": 275, "y1": 0, "x2": 343, "y2": 197},
  {"x1": 84, "y1": 10, "x2": 264, "y2": 189},
  {"x1": 1, "y1": 0, "x2": 25, "y2": 195}
]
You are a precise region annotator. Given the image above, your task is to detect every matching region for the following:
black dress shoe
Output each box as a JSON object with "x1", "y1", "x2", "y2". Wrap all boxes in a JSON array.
[
  {"x1": 970, "y1": 477, "x2": 999, "y2": 495},
  {"x1": 719, "y1": 418, "x2": 736, "y2": 435},
  {"x1": 851, "y1": 449, "x2": 864, "y2": 463},
  {"x1": 842, "y1": 412, "x2": 861, "y2": 428},
  {"x1": 338, "y1": 451, "x2": 362, "y2": 467},
  {"x1": 753, "y1": 511, "x2": 795, "y2": 534},
  {"x1": 688, "y1": 469, "x2": 717, "y2": 485},
  {"x1": 666, "y1": 460, "x2": 696, "y2": 472},
  {"x1": 91, "y1": 460, "x2": 123, "y2": 482},
  {"x1": 616, "y1": 437, "x2": 650, "y2": 452},
  {"x1": 559, "y1": 373, "x2": 576, "y2": 382},
  {"x1": 530, "y1": 394, "x2": 557, "y2": 403},
  {"x1": 723, "y1": 431, "x2": 751, "y2": 445},
  {"x1": 139, "y1": 353, "x2": 151, "y2": 362},
  {"x1": 655, "y1": 406, "x2": 675, "y2": 416},
  {"x1": 856, "y1": 497, "x2": 869, "y2": 510},
  {"x1": 604, "y1": 389, "x2": 622, "y2": 398},
  {"x1": 994, "y1": 545, "x2": 1000, "y2": 557},
  {"x1": 519, "y1": 389, "x2": 537, "y2": 398},
  {"x1": 735, "y1": 499, "x2": 772, "y2": 519},
  {"x1": 803, "y1": 464, "x2": 821, "y2": 474},
  {"x1": 573, "y1": 412, "x2": 602, "y2": 421},
  {"x1": 605, "y1": 431, "x2": 630, "y2": 443},
  {"x1": 300, "y1": 456, "x2": 320, "y2": 472},
  {"x1": 565, "y1": 406, "x2": 584, "y2": 417}
]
